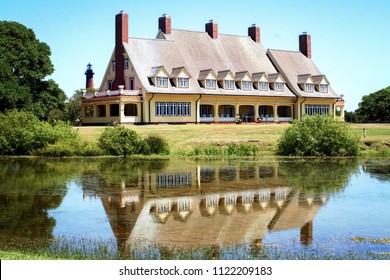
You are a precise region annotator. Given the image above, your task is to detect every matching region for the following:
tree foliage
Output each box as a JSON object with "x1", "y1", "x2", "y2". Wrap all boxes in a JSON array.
[
  {"x1": 277, "y1": 115, "x2": 359, "y2": 156},
  {"x1": 98, "y1": 126, "x2": 142, "y2": 157},
  {"x1": 0, "y1": 21, "x2": 66, "y2": 120},
  {"x1": 355, "y1": 86, "x2": 390, "y2": 122}
]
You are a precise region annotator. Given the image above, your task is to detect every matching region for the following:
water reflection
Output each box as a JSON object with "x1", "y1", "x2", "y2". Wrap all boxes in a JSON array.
[{"x1": 4, "y1": 157, "x2": 388, "y2": 259}]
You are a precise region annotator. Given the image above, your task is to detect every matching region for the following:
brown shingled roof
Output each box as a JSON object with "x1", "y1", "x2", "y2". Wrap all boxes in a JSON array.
[
  {"x1": 267, "y1": 49, "x2": 340, "y2": 98},
  {"x1": 123, "y1": 29, "x2": 295, "y2": 97}
]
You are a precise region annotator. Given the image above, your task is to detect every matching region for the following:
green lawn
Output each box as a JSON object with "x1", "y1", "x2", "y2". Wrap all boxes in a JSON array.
[{"x1": 76, "y1": 123, "x2": 390, "y2": 155}]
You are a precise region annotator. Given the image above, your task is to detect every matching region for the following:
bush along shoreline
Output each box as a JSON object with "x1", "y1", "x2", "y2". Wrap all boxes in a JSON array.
[{"x1": 0, "y1": 110, "x2": 383, "y2": 158}]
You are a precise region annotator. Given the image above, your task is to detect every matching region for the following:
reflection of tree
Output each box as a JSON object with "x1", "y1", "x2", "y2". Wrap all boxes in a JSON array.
[
  {"x1": 278, "y1": 158, "x2": 359, "y2": 195},
  {"x1": 363, "y1": 160, "x2": 390, "y2": 182},
  {"x1": 0, "y1": 158, "x2": 80, "y2": 249}
]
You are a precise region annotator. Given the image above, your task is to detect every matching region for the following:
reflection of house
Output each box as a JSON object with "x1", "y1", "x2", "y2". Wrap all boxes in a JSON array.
[
  {"x1": 81, "y1": 11, "x2": 344, "y2": 125},
  {"x1": 81, "y1": 160, "x2": 331, "y2": 258}
]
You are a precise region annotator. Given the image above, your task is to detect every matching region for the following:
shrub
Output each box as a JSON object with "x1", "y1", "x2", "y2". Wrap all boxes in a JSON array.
[
  {"x1": 276, "y1": 115, "x2": 359, "y2": 156},
  {"x1": 141, "y1": 135, "x2": 170, "y2": 155},
  {"x1": 0, "y1": 110, "x2": 58, "y2": 155},
  {"x1": 98, "y1": 126, "x2": 142, "y2": 157}
]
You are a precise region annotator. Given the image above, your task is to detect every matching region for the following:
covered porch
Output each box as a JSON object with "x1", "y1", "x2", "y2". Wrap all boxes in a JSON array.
[{"x1": 199, "y1": 103, "x2": 293, "y2": 123}]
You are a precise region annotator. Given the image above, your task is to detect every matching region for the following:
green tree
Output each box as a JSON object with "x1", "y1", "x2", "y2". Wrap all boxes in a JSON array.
[
  {"x1": 0, "y1": 21, "x2": 66, "y2": 119},
  {"x1": 98, "y1": 126, "x2": 142, "y2": 157},
  {"x1": 356, "y1": 86, "x2": 390, "y2": 122},
  {"x1": 277, "y1": 115, "x2": 359, "y2": 156}
]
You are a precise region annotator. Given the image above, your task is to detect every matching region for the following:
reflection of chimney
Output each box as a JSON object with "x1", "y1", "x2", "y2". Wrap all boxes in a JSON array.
[
  {"x1": 85, "y1": 63, "x2": 94, "y2": 89},
  {"x1": 300, "y1": 221, "x2": 313, "y2": 246},
  {"x1": 205, "y1": 20, "x2": 218, "y2": 39},
  {"x1": 112, "y1": 11, "x2": 128, "y2": 90},
  {"x1": 248, "y1": 24, "x2": 260, "y2": 43},
  {"x1": 299, "y1": 32, "x2": 311, "y2": 58},
  {"x1": 158, "y1": 14, "x2": 171, "y2": 34}
]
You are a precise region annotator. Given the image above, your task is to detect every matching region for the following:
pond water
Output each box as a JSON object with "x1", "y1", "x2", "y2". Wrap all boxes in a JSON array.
[{"x1": 0, "y1": 157, "x2": 389, "y2": 259}]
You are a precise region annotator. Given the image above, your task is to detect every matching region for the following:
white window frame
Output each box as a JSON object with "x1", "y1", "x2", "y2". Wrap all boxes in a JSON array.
[
  {"x1": 305, "y1": 104, "x2": 330, "y2": 116},
  {"x1": 320, "y1": 84, "x2": 328, "y2": 93},
  {"x1": 224, "y1": 80, "x2": 234, "y2": 90},
  {"x1": 206, "y1": 79, "x2": 216, "y2": 89},
  {"x1": 306, "y1": 83, "x2": 314, "y2": 92},
  {"x1": 157, "y1": 77, "x2": 168, "y2": 88},
  {"x1": 242, "y1": 81, "x2": 252, "y2": 91},
  {"x1": 178, "y1": 77, "x2": 189, "y2": 88},
  {"x1": 275, "y1": 82, "x2": 284, "y2": 92},
  {"x1": 124, "y1": 58, "x2": 129, "y2": 69},
  {"x1": 259, "y1": 82, "x2": 268, "y2": 91},
  {"x1": 155, "y1": 102, "x2": 191, "y2": 117}
]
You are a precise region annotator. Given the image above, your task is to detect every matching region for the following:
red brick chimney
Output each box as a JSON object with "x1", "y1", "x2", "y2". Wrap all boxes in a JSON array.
[
  {"x1": 205, "y1": 20, "x2": 218, "y2": 39},
  {"x1": 248, "y1": 24, "x2": 260, "y2": 43},
  {"x1": 112, "y1": 11, "x2": 128, "y2": 90},
  {"x1": 159, "y1": 14, "x2": 171, "y2": 34},
  {"x1": 299, "y1": 32, "x2": 311, "y2": 58}
]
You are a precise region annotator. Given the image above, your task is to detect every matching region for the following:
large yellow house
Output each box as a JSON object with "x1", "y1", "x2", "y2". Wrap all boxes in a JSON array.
[{"x1": 81, "y1": 11, "x2": 344, "y2": 125}]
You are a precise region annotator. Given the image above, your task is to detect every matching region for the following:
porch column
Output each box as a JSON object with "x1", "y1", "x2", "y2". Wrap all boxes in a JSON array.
[
  {"x1": 254, "y1": 103, "x2": 260, "y2": 122},
  {"x1": 235, "y1": 104, "x2": 240, "y2": 119},
  {"x1": 106, "y1": 104, "x2": 111, "y2": 117},
  {"x1": 120, "y1": 102, "x2": 125, "y2": 122},
  {"x1": 196, "y1": 99, "x2": 200, "y2": 124},
  {"x1": 273, "y1": 105, "x2": 278, "y2": 122},
  {"x1": 93, "y1": 104, "x2": 97, "y2": 118},
  {"x1": 214, "y1": 103, "x2": 219, "y2": 122}
]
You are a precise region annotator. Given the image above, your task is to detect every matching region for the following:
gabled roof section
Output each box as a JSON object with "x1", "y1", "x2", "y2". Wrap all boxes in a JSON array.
[
  {"x1": 268, "y1": 73, "x2": 286, "y2": 83},
  {"x1": 235, "y1": 71, "x2": 253, "y2": 81},
  {"x1": 267, "y1": 49, "x2": 339, "y2": 98},
  {"x1": 148, "y1": 65, "x2": 169, "y2": 78},
  {"x1": 252, "y1": 72, "x2": 270, "y2": 82},
  {"x1": 170, "y1": 66, "x2": 192, "y2": 78},
  {"x1": 217, "y1": 70, "x2": 234, "y2": 80},
  {"x1": 198, "y1": 69, "x2": 217, "y2": 80},
  {"x1": 312, "y1": 74, "x2": 329, "y2": 85},
  {"x1": 297, "y1": 74, "x2": 315, "y2": 85}
]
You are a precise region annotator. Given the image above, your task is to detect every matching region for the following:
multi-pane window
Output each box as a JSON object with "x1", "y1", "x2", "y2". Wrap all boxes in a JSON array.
[
  {"x1": 124, "y1": 58, "x2": 129, "y2": 69},
  {"x1": 305, "y1": 104, "x2": 330, "y2": 116},
  {"x1": 259, "y1": 82, "x2": 268, "y2": 91},
  {"x1": 206, "y1": 79, "x2": 216, "y2": 89},
  {"x1": 157, "y1": 77, "x2": 168, "y2": 87},
  {"x1": 156, "y1": 102, "x2": 191, "y2": 116},
  {"x1": 178, "y1": 77, "x2": 189, "y2": 88},
  {"x1": 242, "y1": 81, "x2": 252, "y2": 90},
  {"x1": 275, "y1": 82, "x2": 284, "y2": 92},
  {"x1": 224, "y1": 80, "x2": 234, "y2": 90},
  {"x1": 320, "y1": 84, "x2": 328, "y2": 93},
  {"x1": 306, "y1": 83, "x2": 314, "y2": 92}
]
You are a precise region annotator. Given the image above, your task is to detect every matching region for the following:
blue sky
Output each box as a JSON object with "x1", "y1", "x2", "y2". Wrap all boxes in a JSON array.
[{"x1": 1, "y1": 0, "x2": 389, "y2": 111}]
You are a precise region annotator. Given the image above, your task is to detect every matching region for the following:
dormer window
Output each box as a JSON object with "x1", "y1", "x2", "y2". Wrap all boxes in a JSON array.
[
  {"x1": 275, "y1": 82, "x2": 284, "y2": 92},
  {"x1": 178, "y1": 77, "x2": 189, "y2": 88},
  {"x1": 259, "y1": 82, "x2": 268, "y2": 91},
  {"x1": 157, "y1": 77, "x2": 168, "y2": 87},
  {"x1": 242, "y1": 81, "x2": 252, "y2": 91},
  {"x1": 206, "y1": 79, "x2": 217, "y2": 89},
  {"x1": 320, "y1": 84, "x2": 328, "y2": 93},
  {"x1": 224, "y1": 80, "x2": 234, "y2": 90},
  {"x1": 305, "y1": 83, "x2": 314, "y2": 92}
]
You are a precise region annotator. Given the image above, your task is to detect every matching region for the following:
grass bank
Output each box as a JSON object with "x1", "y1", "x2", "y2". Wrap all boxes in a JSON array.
[{"x1": 77, "y1": 123, "x2": 390, "y2": 156}]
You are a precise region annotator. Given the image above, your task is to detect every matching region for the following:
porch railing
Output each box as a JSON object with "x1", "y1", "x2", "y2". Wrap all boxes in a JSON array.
[{"x1": 200, "y1": 116, "x2": 215, "y2": 123}]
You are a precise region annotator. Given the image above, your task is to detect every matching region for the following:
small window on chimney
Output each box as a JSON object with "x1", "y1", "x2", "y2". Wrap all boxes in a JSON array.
[
  {"x1": 107, "y1": 80, "x2": 112, "y2": 90},
  {"x1": 112, "y1": 61, "x2": 116, "y2": 71}
]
